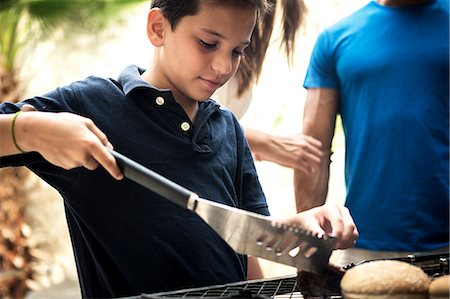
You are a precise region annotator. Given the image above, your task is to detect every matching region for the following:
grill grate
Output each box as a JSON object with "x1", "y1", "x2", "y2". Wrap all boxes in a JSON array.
[
  {"x1": 142, "y1": 275, "x2": 342, "y2": 299},
  {"x1": 139, "y1": 253, "x2": 448, "y2": 299}
]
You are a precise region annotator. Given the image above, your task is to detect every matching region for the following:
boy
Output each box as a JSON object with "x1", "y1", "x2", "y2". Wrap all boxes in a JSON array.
[{"x1": 0, "y1": 0, "x2": 357, "y2": 298}]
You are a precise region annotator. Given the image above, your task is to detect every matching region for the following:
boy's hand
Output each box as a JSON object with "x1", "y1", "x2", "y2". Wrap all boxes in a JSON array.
[
  {"x1": 15, "y1": 111, "x2": 123, "y2": 180},
  {"x1": 283, "y1": 204, "x2": 358, "y2": 250}
]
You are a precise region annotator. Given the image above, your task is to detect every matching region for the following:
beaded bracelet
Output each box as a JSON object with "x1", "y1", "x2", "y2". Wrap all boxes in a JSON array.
[{"x1": 10, "y1": 111, "x2": 27, "y2": 153}]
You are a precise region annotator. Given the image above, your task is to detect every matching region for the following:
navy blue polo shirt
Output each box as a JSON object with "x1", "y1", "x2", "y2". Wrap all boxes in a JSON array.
[{"x1": 0, "y1": 65, "x2": 269, "y2": 298}]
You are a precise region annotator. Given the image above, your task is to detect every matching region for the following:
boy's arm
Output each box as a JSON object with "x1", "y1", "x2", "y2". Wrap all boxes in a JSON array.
[
  {"x1": 245, "y1": 128, "x2": 323, "y2": 174},
  {"x1": 0, "y1": 113, "x2": 22, "y2": 156},
  {"x1": 0, "y1": 104, "x2": 38, "y2": 155},
  {"x1": 294, "y1": 88, "x2": 338, "y2": 212},
  {"x1": 0, "y1": 111, "x2": 123, "y2": 180}
]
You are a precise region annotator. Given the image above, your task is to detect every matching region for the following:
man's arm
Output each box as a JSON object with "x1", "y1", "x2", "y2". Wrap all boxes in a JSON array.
[{"x1": 295, "y1": 88, "x2": 338, "y2": 212}]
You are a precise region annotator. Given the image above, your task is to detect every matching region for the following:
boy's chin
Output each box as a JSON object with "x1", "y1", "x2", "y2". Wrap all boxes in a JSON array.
[
  {"x1": 193, "y1": 91, "x2": 215, "y2": 102},
  {"x1": 195, "y1": 97, "x2": 213, "y2": 102}
]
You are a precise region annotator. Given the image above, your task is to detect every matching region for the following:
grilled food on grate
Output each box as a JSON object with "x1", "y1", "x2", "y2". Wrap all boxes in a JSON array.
[
  {"x1": 340, "y1": 260, "x2": 430, "y2": 299},
  {"x1": 296, "y1": 263, "x2": 345, "y2": 297}
]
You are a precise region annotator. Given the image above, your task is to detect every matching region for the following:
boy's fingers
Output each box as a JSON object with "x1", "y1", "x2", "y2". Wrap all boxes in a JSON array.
[
  {"x1": 306, "y1": 220, "x2": 326, "y2": 239},
  {"x1": 87, "y1": 120, "x2": 110, "y2": 146},
  {"x1": 81, "y1": 118, "x2": 123, "y2": 179},
  {"x1": 321, "y1": 205, "x2": 358, "y2": 249},
  {"x1": 84, "y1": 157, "x2": 99, "y2": 170},
  {"x1": 82, "y1": 123, "x2": 123, "y2": 180},
  {"x1": 106, "y1": 141, "x2": 114, "y2": 150},
  {"x1": 282, "y1": 214, "x2": 325, "y2": 239},
  {"x1": 92, "y1": 146, "x2": 124, "y2": 180},
  {"x1": 336, "y1": 207, "x2": 358, "y2": 249}
]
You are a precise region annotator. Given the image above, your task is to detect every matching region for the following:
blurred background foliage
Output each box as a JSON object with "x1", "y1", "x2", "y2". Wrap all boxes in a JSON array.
[{"x1": 1, "y1": 0, "x2": 146, "y2": 100}]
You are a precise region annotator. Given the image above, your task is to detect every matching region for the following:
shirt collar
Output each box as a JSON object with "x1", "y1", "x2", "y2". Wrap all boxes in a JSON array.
[
  {"x1": 117, "y1": 64, "x2": 221, "y2": 113},
  {"x1": 118, "y1": 64, "x2": 171, "y2": 96}
]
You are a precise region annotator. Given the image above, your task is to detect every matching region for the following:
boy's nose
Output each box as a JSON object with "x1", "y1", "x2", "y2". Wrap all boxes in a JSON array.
[{"x1": 211, "y1": 53, "x2": 233, "y2": 75}]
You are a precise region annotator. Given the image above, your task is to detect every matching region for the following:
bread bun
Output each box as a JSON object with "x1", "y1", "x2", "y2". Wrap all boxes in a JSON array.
[
  {"x1": 429, "y1": 275, "x2": 449, "y2": 299},
  {"x1": 340, "y1": 260, "x2": 430, "y2": 299}
]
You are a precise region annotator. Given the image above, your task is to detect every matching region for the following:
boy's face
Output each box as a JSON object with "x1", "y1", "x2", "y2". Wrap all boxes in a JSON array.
[{"x1": 150, "y1": 2, "x2": 257, "y2": 103}]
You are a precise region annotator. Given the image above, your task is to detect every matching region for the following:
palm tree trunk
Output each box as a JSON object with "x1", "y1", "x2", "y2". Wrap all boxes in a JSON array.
[
  {"x1": 0, "y1": 69, "x2": 20, "y2": 102},
  {"x1": 0, "y1": 167, "x2": 32, "y2": 299}
]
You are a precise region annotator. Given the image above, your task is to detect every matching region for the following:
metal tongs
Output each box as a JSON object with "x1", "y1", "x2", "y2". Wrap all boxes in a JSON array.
[{"x1": 110, "y1": 150, "x2": 336, "y2": 274}]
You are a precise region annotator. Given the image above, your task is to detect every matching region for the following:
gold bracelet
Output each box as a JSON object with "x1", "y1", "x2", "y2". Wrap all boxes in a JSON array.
[{"x1": 10, "y1": 111, "x2": 27, "y2": 153}]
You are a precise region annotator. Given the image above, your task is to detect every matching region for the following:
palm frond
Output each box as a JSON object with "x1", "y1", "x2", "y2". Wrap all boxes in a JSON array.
[
  {"x1": 26, "y1": 0, "x2": 146, "y2": 34},
  {"x1": 0, "y1": 0, "x2": 147, "y2": 72}
]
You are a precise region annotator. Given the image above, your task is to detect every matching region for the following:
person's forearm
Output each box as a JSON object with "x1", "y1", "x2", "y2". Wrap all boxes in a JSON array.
[
  {"x1": 1, "y1": 111, "x2": 123, "y2": 179},
  {"x1": 244, "y1": 127, "x2": 269, "y2": 154},
  {"x1": 294, "y1": 152, "x2": 330, "y2": 212},
  {"x1": 0, "y1": 113, "x2": 25, "y2": 157},
  {"x1": 295, "y1": 88, "x2": 338, "y2": 212},
  {"x1": 1, "y1": 111, "x2": 44, "y2": 157}
]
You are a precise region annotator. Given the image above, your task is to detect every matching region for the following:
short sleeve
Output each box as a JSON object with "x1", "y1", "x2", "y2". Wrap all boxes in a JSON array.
[{"x1": 303, "y1": 30, "x2": 340, "y2": 90}]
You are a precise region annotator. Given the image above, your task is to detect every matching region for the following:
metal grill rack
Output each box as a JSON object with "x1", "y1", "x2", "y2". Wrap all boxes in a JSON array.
[
  {"x1": 142, "y1": 275, "x2": 342, "y2": 299},
  {"x1": 138, "y1": 252, "x2": 449, "y2": 299}
]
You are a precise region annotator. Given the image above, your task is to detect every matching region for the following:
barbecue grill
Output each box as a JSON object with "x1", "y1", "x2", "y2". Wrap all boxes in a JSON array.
[
  {"x1": 143, "y1": 275, "x2": 306, "y2": 299},
  {"x1": 123, "y1": 252, "x2": 448, "y2": 299}
]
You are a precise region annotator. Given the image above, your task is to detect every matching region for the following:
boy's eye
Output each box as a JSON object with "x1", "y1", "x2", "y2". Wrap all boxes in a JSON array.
[
  {"x1": 199, "y1": 39, "x2": 246, "y2": 58},
  {"x1": 199, "y1": 40, "x2": 216, "y2": 49}
]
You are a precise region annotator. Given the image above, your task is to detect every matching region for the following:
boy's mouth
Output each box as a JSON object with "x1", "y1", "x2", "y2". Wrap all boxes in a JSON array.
[{"x1": 200, "y1": 77, "x2": 223, "y2": 90}]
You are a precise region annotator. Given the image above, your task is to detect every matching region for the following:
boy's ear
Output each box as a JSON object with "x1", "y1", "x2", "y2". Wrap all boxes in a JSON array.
[{"x1": 146, "y1": 8, "x2": 167, "y2": 47}]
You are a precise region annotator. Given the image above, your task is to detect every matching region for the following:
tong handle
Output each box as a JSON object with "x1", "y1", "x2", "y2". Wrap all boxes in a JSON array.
[{"x1": 109, "y1": 149, "x2": 194, "y2": 208}]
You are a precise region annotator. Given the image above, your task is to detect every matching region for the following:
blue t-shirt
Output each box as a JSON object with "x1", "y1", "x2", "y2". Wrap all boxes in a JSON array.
[
  {"x1": 304, "y1": 0, "x2": 449, "y2": 251},
  {"x1": 0, "y1": 65, "x2": 270, "y2": 298}
]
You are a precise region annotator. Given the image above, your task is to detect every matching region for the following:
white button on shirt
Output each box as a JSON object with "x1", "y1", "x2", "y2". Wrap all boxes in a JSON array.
[
  {"x1": 180, "y1": 122, "x2": 190, "y2": 132},
  {"x1": 155, "y1": 96, "x2": 165, "y2": 106}
]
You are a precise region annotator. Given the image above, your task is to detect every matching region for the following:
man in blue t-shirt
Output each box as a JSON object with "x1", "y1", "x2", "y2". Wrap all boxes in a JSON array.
[
  {"x1": 295, "y1": 0, "x2": 449, "y2": 263},
  {"x1": 0, "y1": 1, "x2": 358, "y2": 298}
]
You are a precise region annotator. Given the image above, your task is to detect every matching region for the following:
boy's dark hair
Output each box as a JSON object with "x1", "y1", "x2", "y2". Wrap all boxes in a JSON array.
[
  {"x1": 150, "y1": 0, "x2": 306, "y2": 97},
  {"x1": 150, "y1": 0, "x2": 273, "y2": 29}
]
